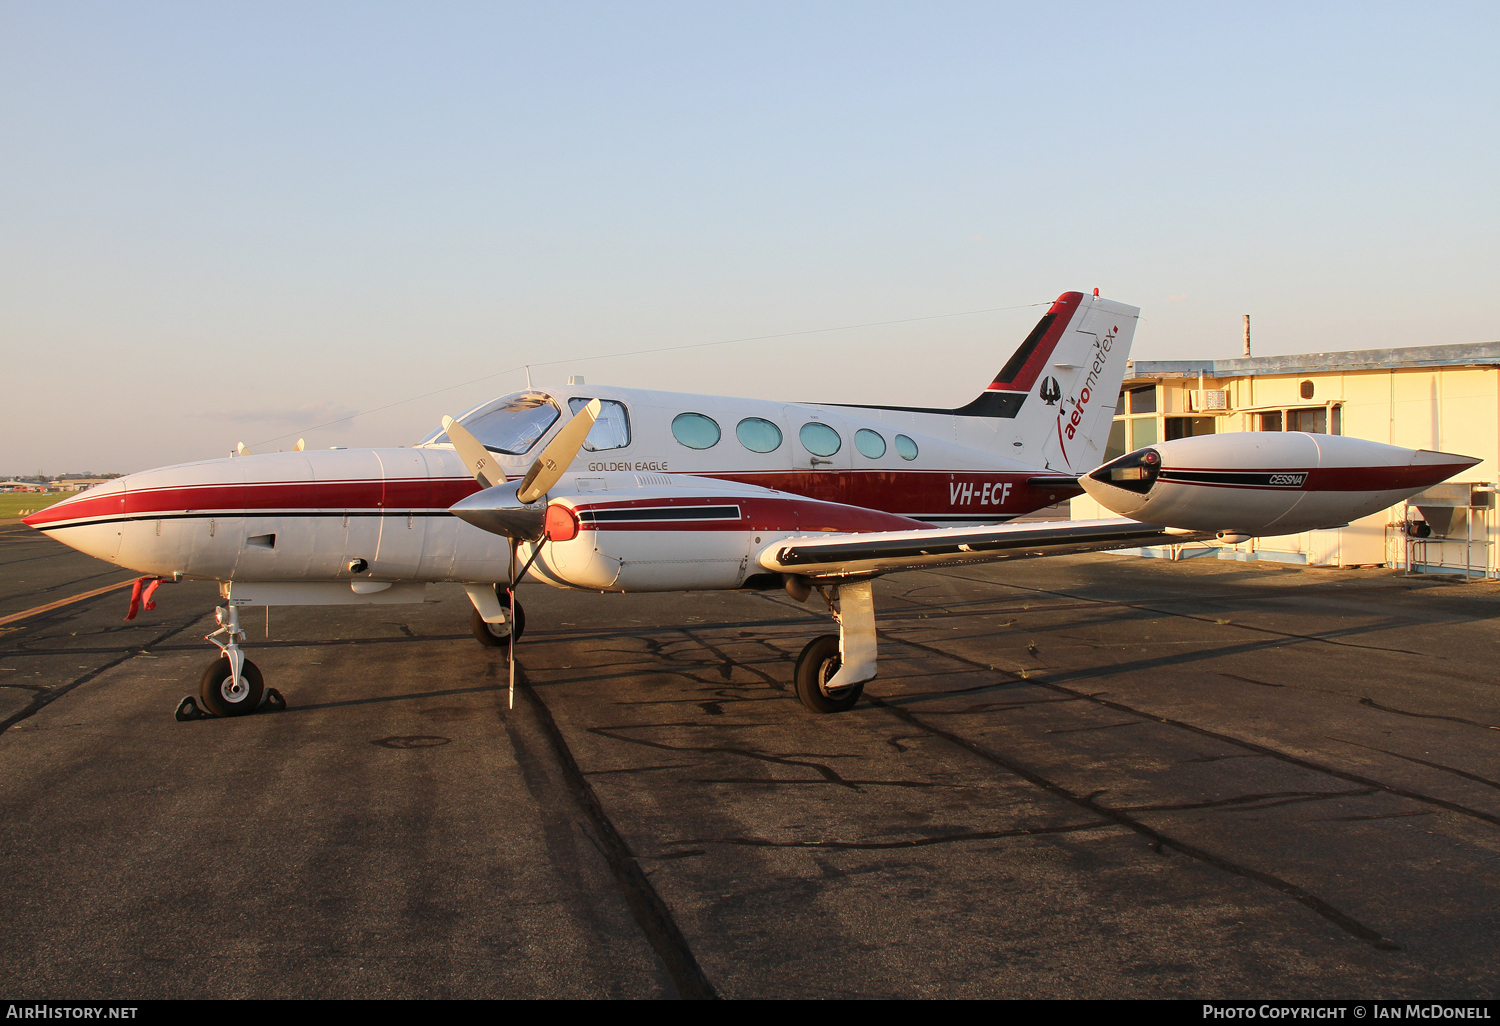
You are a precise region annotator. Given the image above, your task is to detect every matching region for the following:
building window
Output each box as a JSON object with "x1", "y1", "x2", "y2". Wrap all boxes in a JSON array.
[
  {"x1": 1165, "y1": 417, "x2": 1216, "y2": 441},
  {"x1": 1290, "y1": 408, "x2": 1327, "y2": 434},
  {"x1": 1105, "y1": 421, "x2": 1127, "y2": 462},
  {"x1": 1129, "y1": 418, "x2": 1159, "y2": 449},
  {"x1": 1128, "y1": 386, "x2": 1157, "y2": 415},
  {"x1": 1112, "y1": 384, "x2": 1161, "y2": 453},
  {"x1": 1258, "y1": 411, "x2": 1283, "y2": 432}
]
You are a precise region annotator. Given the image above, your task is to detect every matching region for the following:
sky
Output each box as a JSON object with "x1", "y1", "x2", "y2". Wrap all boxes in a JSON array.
[{"x1": 3, "y1": 1, "x2": 1497, "y2": 475}]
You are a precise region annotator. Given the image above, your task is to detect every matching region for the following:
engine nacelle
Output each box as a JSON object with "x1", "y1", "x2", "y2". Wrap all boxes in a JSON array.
[{"x1": 1080, "y1": 432, "x2": 1479, "y2": 536}]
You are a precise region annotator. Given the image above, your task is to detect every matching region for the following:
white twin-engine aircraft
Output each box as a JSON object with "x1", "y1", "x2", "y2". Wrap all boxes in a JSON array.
[{"x1": 27, "y1": 291, "x2": 1479, "y2": 718}]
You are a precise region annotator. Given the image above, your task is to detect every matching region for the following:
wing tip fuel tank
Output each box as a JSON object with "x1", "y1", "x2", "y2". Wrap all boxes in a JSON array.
[{"x1": 1081, "y1": 432, "x2": 1481, "y2": 535}]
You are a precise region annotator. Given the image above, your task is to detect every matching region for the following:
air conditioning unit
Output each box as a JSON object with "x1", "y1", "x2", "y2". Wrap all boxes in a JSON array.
[{"x1": 1191, "y1": 389, "x2": 1229, "y2": 413}]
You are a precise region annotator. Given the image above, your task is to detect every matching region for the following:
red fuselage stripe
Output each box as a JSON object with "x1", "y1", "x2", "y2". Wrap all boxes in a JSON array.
[{"x1": 27, "y1": 470, "x2": 1080, "y2": 529}]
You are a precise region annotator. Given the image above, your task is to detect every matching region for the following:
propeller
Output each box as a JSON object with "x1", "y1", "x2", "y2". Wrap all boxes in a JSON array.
[
  {"x1": 442, "y1": 398, "x2": 602, "y2": 708},
  {"x1": 516, "y1": 398, "x2": 601, "y2": 503},
  {"x1": 442, "y1": 416, "x2": 505, "y2": 489}
]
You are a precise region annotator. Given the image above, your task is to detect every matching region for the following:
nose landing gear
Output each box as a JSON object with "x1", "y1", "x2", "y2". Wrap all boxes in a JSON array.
[{"x1": 175, "y1": 604, "x2": 285, "y2": 721}]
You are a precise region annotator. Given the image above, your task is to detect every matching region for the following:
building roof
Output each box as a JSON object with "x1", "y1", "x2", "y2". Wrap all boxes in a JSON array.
[{"x1": 1128, "y1": 340, "x2": 1500, "y2": 380}]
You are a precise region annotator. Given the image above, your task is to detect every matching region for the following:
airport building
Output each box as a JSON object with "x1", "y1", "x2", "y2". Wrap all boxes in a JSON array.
[{"x1": 1070, "y1": 341, "x2": 1500, "y2": 577}]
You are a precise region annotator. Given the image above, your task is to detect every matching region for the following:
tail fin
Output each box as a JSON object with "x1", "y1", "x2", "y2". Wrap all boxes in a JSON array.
[{"x1": 959, "y1": 291, "x2": 1138, "y2": 473}]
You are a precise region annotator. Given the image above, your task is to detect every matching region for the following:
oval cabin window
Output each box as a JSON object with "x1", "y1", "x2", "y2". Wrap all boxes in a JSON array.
[
  {"x1": 800, "y1": 422, "x2": 842, "y2": 457},
  {"x1": 854, "y1": 429, "x2": 886, "y2": 459},
  {"x1": 671, "y1": 412, "x2": 722, "y2": 450},
  {"x1": 736, "y1": 417, "x2": 783, "y2": 453},
  {"x1": 895, "y1": 434, "x2": 919, "y2": 461}
]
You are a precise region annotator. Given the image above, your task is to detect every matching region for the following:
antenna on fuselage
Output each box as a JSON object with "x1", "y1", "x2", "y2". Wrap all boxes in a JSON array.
[{"x1": 525, "y1": 365, "x2": 532, "y2": 389}]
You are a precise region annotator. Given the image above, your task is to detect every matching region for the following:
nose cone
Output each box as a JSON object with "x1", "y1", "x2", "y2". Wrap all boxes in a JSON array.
[
  {"x1": 1080, "y1": 447, "x2": 1162, "y2": 517},
  {"x1": 21, "y1": 477, "x2": 130, "y2": 563},
  {"x1": 450, "y1": 484, "x2": 546, "y2": 540},
  {"x1": 1403, "y1": 448, "x2": 1483, "y2": 487}
]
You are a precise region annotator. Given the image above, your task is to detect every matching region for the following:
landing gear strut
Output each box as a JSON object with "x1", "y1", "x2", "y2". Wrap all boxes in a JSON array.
[
  {"x1": 176, "y1": 604, "x2": 284, "y2": 720},
  {"x1": 791, "y1": 579, "x2": 878, "y2": 714}
]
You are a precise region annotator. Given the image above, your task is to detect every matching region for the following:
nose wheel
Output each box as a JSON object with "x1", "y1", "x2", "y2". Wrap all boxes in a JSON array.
[
  {"x1": 175, "y1": 603, "x2": 286, "y2": 721},
  {"x1": 199, "y1": 655, "x2": 264, "y2": 716}
]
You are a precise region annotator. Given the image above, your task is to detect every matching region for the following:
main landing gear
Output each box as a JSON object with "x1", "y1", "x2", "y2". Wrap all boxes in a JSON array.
[
  {"x1": 788, "y1": 578, "x2": 878, "y2": 714},
  {"x1": 175, "y1": 604, "x2": 285, "y2": 721},
  {"x1": 466, "y1": 584, "x2": 525, "y2": 652}
]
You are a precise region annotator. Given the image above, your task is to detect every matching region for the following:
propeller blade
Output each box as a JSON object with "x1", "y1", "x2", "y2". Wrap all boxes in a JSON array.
[
  {"x1": 294, "y1": 438, "x2": 305, "y2": 452},
  {"x1": 236, "y1": 442, "x2": 250, "y2": 457},
  {"x1": 516, "y1": 399, "x2": 600, "y2": 504},
  {"x1": 508, "y1": 541, "x2": 517, "y2": 710},
  {"x1": 442, "y1": 415, "x2": 506, "y2": 489}
]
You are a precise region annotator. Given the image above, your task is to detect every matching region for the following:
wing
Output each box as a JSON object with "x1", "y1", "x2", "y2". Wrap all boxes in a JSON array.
[{"x1": 757, "y1": 518, "x2": 1209, "y2": 579}]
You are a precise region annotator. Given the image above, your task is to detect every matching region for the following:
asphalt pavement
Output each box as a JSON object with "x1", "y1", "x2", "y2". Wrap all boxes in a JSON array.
[{"x1": 2, "y1": 521, "x2": 1499, "y2": 998}]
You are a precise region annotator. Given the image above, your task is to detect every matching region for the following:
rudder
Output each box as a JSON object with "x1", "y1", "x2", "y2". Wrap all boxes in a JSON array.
[{"x1": 964, "y1": 291, "x2": 1138, "y2": 473}]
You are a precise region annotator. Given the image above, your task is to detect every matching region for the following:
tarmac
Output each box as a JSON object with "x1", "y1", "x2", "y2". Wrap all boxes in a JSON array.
[{"x1": 2, "y1": 520, "x2": 1499, "y2": 999}]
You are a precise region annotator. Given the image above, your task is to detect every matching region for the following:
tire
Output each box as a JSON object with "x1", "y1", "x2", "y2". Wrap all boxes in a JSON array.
[
  {"x1": 472, "y1": 593, "x2": 526, "y2": 649},
  {"x1": 199, "y1": 656, "x2": 265, "y2": 718},
  {"x1": 793, "y1": 634, "x2": 863, "y2": 713}
]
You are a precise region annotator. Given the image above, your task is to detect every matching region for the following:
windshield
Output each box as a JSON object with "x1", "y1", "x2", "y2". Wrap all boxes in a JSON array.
[{"x1": 418, "y1": 392, "x2": 561, "y2": 455}]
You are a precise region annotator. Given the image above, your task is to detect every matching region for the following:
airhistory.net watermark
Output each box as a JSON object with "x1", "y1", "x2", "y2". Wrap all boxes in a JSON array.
[{"x1": 5, "y1": 1008, "x2": 137, "y2": 1020}]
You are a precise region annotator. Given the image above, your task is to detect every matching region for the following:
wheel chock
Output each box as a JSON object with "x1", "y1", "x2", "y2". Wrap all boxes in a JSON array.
[
  {"x1": 261, "y1": 688, "x2": 287, "y2": 712},
  {"x1": 175, "y1": 696, "x2": 212, "y2": 721}
]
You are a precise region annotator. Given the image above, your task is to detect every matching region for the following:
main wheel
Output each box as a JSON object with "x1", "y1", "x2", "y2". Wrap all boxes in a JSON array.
[
  {"x1": 199, "y1": 656, "x2": 265, "y2": 718},
  {"x1": 472, "y1": 594, "x2": 526, "y2": 649},
  {"x1": 793, "y1": 634, "x2": 864, "y2": 713}
]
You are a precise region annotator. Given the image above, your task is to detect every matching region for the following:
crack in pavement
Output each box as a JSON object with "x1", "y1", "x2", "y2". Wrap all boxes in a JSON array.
[
  {"x1": 1112, "y1": 789, "x2": 1377, "y2": 815},
  {"x1": 587, "y1": 723, "x2": 895, "y2": 792},
  {"x1": 881, "y1": 628, "x2": 1500, "y2": 830},
  {"x1": 664, "y1": 820, "x2": 1116, "y2": 852},
  {"x1": 907, "y1": 569, "x2": 1433, "y2": 656},
  {"x1": 0, "y1": 612, "x2": 209, "y2": 735},
  {"x1": 1327, "y1": 737, "x2": 1500, "y2": 792},
  {"x1": 1358, "y1": 697, "x2": 1500, "y2": 731},
  {"x1": 690, "y1": 777, "x2": 948, "y2": 788},
  {"x1": 864, "y1": 692, "x2": 1404, "y2": 952}
]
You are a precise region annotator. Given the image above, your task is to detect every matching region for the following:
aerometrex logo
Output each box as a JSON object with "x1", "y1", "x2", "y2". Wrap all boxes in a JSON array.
[
  {"x1": 1055, "y1": 325, "x2": 1119, "y2": 468},
  {"x1": 1039, "y1": 376, "x2": 1061, "y2": 405}
]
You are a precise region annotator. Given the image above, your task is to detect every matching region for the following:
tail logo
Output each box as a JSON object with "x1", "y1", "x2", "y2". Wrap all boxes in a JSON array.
[
  {"x1": 1039, "y1": 377, "x2": 1061, "y2": 405},
  {"x1": 1054, "y1": 325, "x2": 1120, "y2": 469}
]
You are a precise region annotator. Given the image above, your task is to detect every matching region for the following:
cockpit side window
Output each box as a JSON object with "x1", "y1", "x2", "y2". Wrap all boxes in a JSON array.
[
  {"x1": 448, "y1": 392, "x2": 561, "y2": 455},
  {"x1": 568, "y1": 398, "x2": 631, "y2": 452}
]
